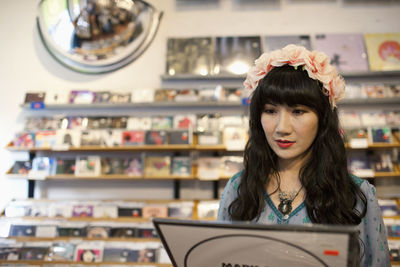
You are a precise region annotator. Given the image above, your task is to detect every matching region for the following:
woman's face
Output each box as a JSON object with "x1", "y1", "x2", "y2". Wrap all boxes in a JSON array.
[{"x1": 261, "y1": 103, "x2": 318, "y2": 166}]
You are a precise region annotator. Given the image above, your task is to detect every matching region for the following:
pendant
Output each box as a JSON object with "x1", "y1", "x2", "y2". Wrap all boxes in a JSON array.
[{"x1": 278, "y1": 199, "x2": 292, "y2": 216}]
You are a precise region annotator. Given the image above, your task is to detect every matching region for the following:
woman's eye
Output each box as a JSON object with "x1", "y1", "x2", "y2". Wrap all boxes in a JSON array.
[
  {"x1": 293, "y1": 109, "x2": 306, "y2": 115},
  {"x1": 263, "y1": 109, "x2": 275, "y2": 114}
]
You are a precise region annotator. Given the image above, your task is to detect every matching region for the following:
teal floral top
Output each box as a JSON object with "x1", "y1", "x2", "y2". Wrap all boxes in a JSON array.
[{"x1": 217, "y1": 171, "x2": 390, "y2": 267}]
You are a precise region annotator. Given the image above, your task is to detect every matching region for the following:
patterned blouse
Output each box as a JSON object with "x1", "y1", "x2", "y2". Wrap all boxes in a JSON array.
[{"x1": 217, "y1": 171, "x2": 390, "y2": 267}]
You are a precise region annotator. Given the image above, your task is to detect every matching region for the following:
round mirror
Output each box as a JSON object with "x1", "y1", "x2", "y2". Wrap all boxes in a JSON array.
[{"x1": 37, "y1": 0, "x2": 163, "y2": 74}]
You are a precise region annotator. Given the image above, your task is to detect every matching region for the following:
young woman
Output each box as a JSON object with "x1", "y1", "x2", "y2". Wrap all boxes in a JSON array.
[{"x1": 217, "y1": 45, "x2": 389, "y2": 266}]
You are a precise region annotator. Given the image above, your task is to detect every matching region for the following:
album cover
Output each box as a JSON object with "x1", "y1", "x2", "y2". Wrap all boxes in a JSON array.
[
  {"x1": 109, "y1": 224, "x2": 138, "y2": 238},
  {"x1": 11, "y1": 161, "x2": 32, "y2": 174},
  {"x1": 168, "y1": 130, "x2": 192, "y2": 145},
  {"x1": 219, "y1": 115, "x2": 246, "y2": 128},
  {"x1": 386, "y1": 111, "x2": 400, "y2": 126},
  {"x1": 171, "y1": 156, "x2": 192, "y2": 176},
  {"x1": 387, "y1": 84, "x2": 400, "y2": 97},
  {"x1": 223, "y1": 87, "x2": 242, "y2": 102},
  {"x1": 80, "y1": 130, "x2": 103, "y2": 146},
  {"x1": 168, "y1": 201, "x2": 194, "y2": 218},
  {"x1": 0, "y1": 247, "x2": 20, "y2": 260},
  {"x1": 24, "y1": 117, "x2": 59, "y2": 132},
  {"x1": 72, "y1": 203, "x2": 95, "y2": 217},
  {"x1": 220, "y1": 156, "x2": 243, "y2": 177},
  {"x1": 75, "y1": 156, "x2": 101, "y2": 176},
  {"x1": 364, "y1": 33, "x2": 400, "y2": 71},
  {"x1": 347, "y1": 151, "x2": 373, "y2": 177},
  {"x1": 4, "y1": 201, "x2": 32, "y2": 217},
  {"x1": 24, "y1": 92, "x2": 46, "y2": 103},
  {"x1": 34, "y1": 130, "x2": 57, "y2": 148},
  {"x1": 197, "y1": 157, "x2": 221, "y2": 180},
  {"x1": 344, "y1": 84, "x2": 364, "y2": 99},
  {"x1": 109, "y1": 92, "x2": 131, "y2": 103},
  {"x1": 67, "y1": 116, "x2": 87, "y2": 130},
  {"x1": 101, "y1": 158, "x2": 124, "y2": 175},
  {"x1": 369, "y1": 126, "x2": 392, "y2": 143},
  {"x1": 86, "y1": 225, "x2": 111, "y2": 238},
  {"x1": 196, "y1": 114, "x2": 221, "y2": 132},
  {"x1": 145, "y1": 130, "x2": 168, "y2": 145},
  {"x1": 131, "y1": 88, "x2": 155, "y2": 103},
  {"x1": 378, "y1": 199, "x2": 400, "y2": 217},
  {"x1": 151, "y1": 116, "x2": 173, "y2": 130},
  {"x1": 87, "y1": 117, "x2": 113, "y2": 129},
  {"x1": 197, "y1": 131, "x2": 222, "y2": 145},
  {"x1": 100, "y1": 129, "x2": 123, "y2": 147},
  {"x1": 13, "y1": 132, "x2": 35, "y2": 148},
  {"x1": 122, "y1": 157, "x2": 143, "y2": 176},
  {"x1": 343, "y1": 128, "x2": 368, "y2": 142},
  {"x1": 117, "y1": 203, "x2": 143, "y2": 218},
  {"x1": 263, "y1": 35, "x2": 312, "y2": 52},
  {"x1": 314, "y1": 33, "x2": 369, "y2": 73},
  {"x1": 127, "y1": 246, "x2": 157, "y2": 263},
  {"x1": 363, "y1": 84, "x2": 388, "y2": 98},
  {"x1": 338, "y1": 111, "x2": 362, "y2": 129},
  {"x1": 35, "y1": 224, "x2": 57, "y2": 238},
  {"x1": 102, "y1": 246, "x2": 131, "y2": 262},
  {"x1": 173, "y1": 115, "x2": 196, "y2": 129},
  {"x1": 45, "y1": 242, "x2": 76, "y2": 261},
  {"x1": 214, "y1": 36, "x2": 261, "y2": 75},
  {"x1": 111, "y1": 117, "x2": 128, "y2": 129},
  {"x1": 55, "y1": 129, "x2": 81, "y2": 148},
  {"x1": 121, "y1": 130, "x2": 145, "y2": 146},
  {"x1": 223, "y1": 126, "x2": 248, "y2": 151},
  {"x1": 31, "y1": 157, "x2": 56, "y2": 177},
  {"x1": 19, "y1": 246, "x2": 49, "y2": 261},
  {"x1": 74, "y1": 242, "x2": 104, "y2": 263},
  {"x1": 44, "y1": 91, "x2": 69, "y2": 105},
  {"x1": 144, "y1": 156, "x2": 171, "y2": 177},
  {"x1": 69, "y1": 90, "x2": 96, "y2": 104},
  {"x1": 136, "y1": 224, "x2": 158, "y2": 238},
  {"x1": 55, "y1": 159, "x2": 76, "y2": 174},
  {"x1": 9, "y1": 224, "x2": 36, "y2": 237},
  {"x1": 93, "y1": 203, "x2": 118, "y2": 218},
  {"x1": 174, "y1": 89, "x2": 199, "y2": 102},
  {"x1": 57, "y1": 223, "x2": 87, "y2": 237},
  {"x1": 126, "y1": 117, "x2": 152, "y2": 130},
  {"x1": 48, "y1": 202, "x2": 73, "y2": 218},
  {"x1": 93, "y1": 91, "x2": 112, "y2": 103},
  {"x1": 369, "y1": 152, "x2": 394, "y2": 172},
  {"x1": 142, "y1": 205, "x2": 169, "y2": 218},
  {"x1": 154, "y1": 89, "x2": 177, "y2": 102},
  {"x1": 197, "y1": 200, "x2": 220, "y2": 219},
  {"x1": 197, "y1": 86, "x2": 223, "y2": 102},
  {"x1": 166, "y1": 37, "x2": 214, "y2": 76},
  {"x1": 360, "y1": 112, "x2": 387, "y2": 127}
]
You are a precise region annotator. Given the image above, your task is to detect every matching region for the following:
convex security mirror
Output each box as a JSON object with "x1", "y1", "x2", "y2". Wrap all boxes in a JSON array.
[{"x1": 37, "y1": 0, "x2": 163, "y2": 74}]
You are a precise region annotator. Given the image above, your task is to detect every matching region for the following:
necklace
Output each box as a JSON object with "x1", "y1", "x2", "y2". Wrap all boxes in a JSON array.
[{"x1": 277, "y1": 185, "x2": 303, "y2": 216}]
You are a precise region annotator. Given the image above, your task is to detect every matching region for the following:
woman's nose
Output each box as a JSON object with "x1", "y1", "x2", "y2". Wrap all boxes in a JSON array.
[{"x1": 276, "y1": 111, "x2": 292, "y2": 134}]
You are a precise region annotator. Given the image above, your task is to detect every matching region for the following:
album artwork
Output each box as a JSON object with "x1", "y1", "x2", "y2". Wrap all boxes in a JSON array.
[
  {"x1": 378, "y1": 199, "x2": 399, "y2": 217},
  {"x1": 57, "y1": 224, "x2": 87, "y2": 237},
  {"x1": 122, "y1": 157, "x2": 143, "y2": 176},
  {"x1": 48, "y1": 202, "x2": 73, "y2": 218},
  {"x1": 117, "y1": 205, "x2": 143, "y2": 218},
  {"x1": 87, "y1": 117, "x2": 113, "y2": 129},
  {"x1": 142, "y1": 205, "x2": 169, "y2": 218},
  {"x1": 370, "y1": 126, "x2": 392, "y2": 143},
  {"x1": 80, "y1": 130, "x2": 103, "y2": 146},
  {"x1": 223, "y1": 126, "x2": 248, "y2": 151},
  {"x1": 137, "y1": 224, "x2": 158, "y2": 238},
  {"x1": 197, "y1": 131, "x2": 222, "y2": 145},
  {"x1": 343, "y1": 128, "x2": 368, "y2": 142},
  {"x1": 31, "y1": 157, "x2": 55, "y2": 177},
  {"x1": 196, "y1": 200, "x2": 220, "y2": 219},
  {"x1": 93, "y1": 91, "x2": 112, "y2": 103},
  {"x1": 168, "y1": 201, "x2": 194, "y2": 218},
  {"x1": 223, "y1": 87, "x2": 242, "y2": 102},
  {"x1": 19, "y1": 246, "x2": 49, "y2": 260},
  {"x1": 131, "y1": 88, "x2": 155, "y2": 103},
  {"x1": 35, "y1": 224, "x2": 57, "y2": 238},
  {"x1": 127, "y1": 247, "x2": 157, "y2": 263},
  {"x1": 86, "y1": 225, "x2": 111, "y2": 238},
  {"x1": 127, "y1": 117, "x2": 152, "y2": 130},
  {"x1": 168, "y1": 130, "x2": 192, "y2": 145},
  {"x1": 0, "y1": 247, "x2": 20, "y2": 260},
  {"x1": 45, "y1": 242, "x2": 76, "y2": 261},
  {"x1": 171, "y1": 156, "x2": 192, "y2": 176},
  {"x1": 360, "y1": 112, "x2": 387, "y2": 127},
  {"x1": 24, "y1": 92, "x2": 46, "y2": 103},
  {"x1": 9, "y1": 225, "x2": 36, "y2": 237},
  {"x1": 75, "y1": 156, "x2": 101, "y2": 176},
  {"x1": 110, "y1": 225, "x2": 138, "y2": 238},
  {"x1": 13, "y1": 132, "x2": 35, "y2": 148},
  {"x1": 102, "y1": 247, "x2": 131, "y2": 262},
  {"x1": 173, "y1": 115, "x2": 197, "y2": 129},
  {"x1": 111, "y1": 117, "x2": 128, "y2": 129},
  {"x1": 11, "y1": 161, "x2": 32, "y2": 174},
  {"x1": 362, "y1": 84, "x2": 387, "y2": 98},
  {"x1": 364, "y1": 33, "x2": 400, "y2": 71},
  {"x1": 121, "y1": 130, "x2": 145, "y2": 146},
  {"x1": 55, "y1": 129, "x2": 81, "y2": 148},
  {"x1": 387, "y1": 84, "x2": 400, "y2": 97},
  {"x1": 34, "y1": 131, "x2": 57, "y2": 148},
  {"x1": 220, "y1": 156, "x2": 243, "y2": 177},
  {"x1": 4, "y1": 201, "x2": 32, "y2": 217},
  {"x1": 154, "y1": 89, "x2": 177, "y2": 102},
  {"x1": 100, "y1": 129, "x2": 123, "y2": 147},
  {"x1": 174, "y1": 89, "x2": 199, "y2": 102},
  {"x1": 348, "y1": 151, "x2": 372, "y2": 175},
  {"x1": 24, "y1": 117, "x2": 60, "y2": 131},
  {"x1": 109, "y1": 92, "x2": 131, "y2": 103},
  {"x1": 145, "y1": 130, "x2": 168, "y2": 145},
  {"x1": 196, "y1": 114, "x2": 221, "y2": 132},
  {"x1": 263, "y1": 35, "x2": 312, "y2": 52},
  {"x1": 386, "y1": 111, "x2": 400, "y2": 126},
  {"x1": 144, "y1": 156, "x2": 171, "y2": 177},
  {"x1": 197, "y1": 157, "x2": 221, "y2": 180},
  {"x1": 214, "y1": 36, "x2": 261, "y2": 75},
  {"x1": 314, "y1": 33, "x2": 369, "y2": 73},
  {"x1": 74, "y1": 243, "x2": 103, "y2": 263},
  {"x1": 44, "y1": 91, "x2": 69, "y2": 105},
  {"x1": 151, "y1": 116, "x2": 173, "y2": 130},
  {"x1": 93, "y1": 203, "x2": 118, "y2": 218},
  {"x1": 67, "y1": 116, "x2": 87, "y2": 130},
  {"x1": 72, "y1": 203, "x2": 95, "y2": 218},
  {"x1": 369, "y1": 152, "x2": 394, "y2": 173},
  {"x1": 69, "y1": 90, "x2": 96, "y2": 104},
  {"x1": 166, "y1": 37, "x2": 214, "y2": 76},
  {"x1": 101, "y1": 158, "x2": 124, "y2": 175}
]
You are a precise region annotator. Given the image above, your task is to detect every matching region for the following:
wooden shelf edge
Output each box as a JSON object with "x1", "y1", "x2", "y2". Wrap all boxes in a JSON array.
[{"x1": 0, "y1": 260, "x2": 171, "y2": 266}]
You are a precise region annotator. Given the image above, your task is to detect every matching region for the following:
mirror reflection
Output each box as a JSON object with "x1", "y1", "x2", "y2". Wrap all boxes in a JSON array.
[{"x1": 37, "y1": 0, "x2": 163, "y2": 73}]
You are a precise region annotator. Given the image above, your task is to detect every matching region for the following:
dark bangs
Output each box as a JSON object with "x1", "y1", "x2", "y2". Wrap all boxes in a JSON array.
[{"x1": 254, "y1": 65, "x2": 328, "y2": 112}]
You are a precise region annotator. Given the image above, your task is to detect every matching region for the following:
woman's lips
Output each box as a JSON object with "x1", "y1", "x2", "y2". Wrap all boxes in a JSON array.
[{"x1": 276, "y1": 140, "x2": 295, "y2": 148}]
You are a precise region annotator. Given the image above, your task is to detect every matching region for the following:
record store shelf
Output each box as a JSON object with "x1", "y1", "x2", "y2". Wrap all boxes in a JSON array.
[{"x1": 0, "y1": 261, "x2": 172, "y2": 266}]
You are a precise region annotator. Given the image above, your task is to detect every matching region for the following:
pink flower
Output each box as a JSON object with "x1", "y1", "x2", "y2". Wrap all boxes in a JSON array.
[{"x1": 282, "y1": 44, "x2": 308, "y2": 66}]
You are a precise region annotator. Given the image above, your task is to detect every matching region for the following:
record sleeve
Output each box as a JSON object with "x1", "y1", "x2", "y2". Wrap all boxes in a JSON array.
[
  {"x1": 72, "y1": 203, "x2": 95, "y2": 217},
  {"x1": 13, "y1": 132, "x2": 35, "y2": 148},
  {"x1": 57, "y1": 222, "x2": 87, "y2": 237},
  {"x1": 55, "y1": 159, "x2": 76, "y2": 174},
  {"x1": 196, "y1": 114, "x2": 220, "y2": 132},
  {"x1": 369, "y1": 126, "x2": 392, "y2": 143},
  {"x1": 145, "y1": 130, "x2": 168, "y2": 145},
  {"x1": 31, "y1": 157, "x2": 56, "y2": 178},
  {"x1": 347, "y1": 151, "x2": 373, "y2": 177},
  {"x1": 263, "y1": 35, "x2": 312, "y2": 52},
  {"x1": 197, "y1": 200, "x2": 220, "y2": 219},
  {"x1": 101, "y1": 158, "x2": 124, "y2": 175},
  {"x1": 174, "y1": 89, "x2": 199, "y2": 102},
  {"x1": 220, "y1": 156, "x2": 243, "y2": 177},
  {"x1": 109, "y1": 92, "x2": 131, "y2": 103},
  {"x1": 197, "y1": 157, "x2": 221, "y2": 180},
  {"x1": 172, "y1": 115, "x2": 196, "y2": 129},
  {"x1": 223, "y1": 126, "x2": 248, "y2": 151},
  {"x1": 24, "y1": 92, "x2": 46, "y2": 103},
  {"x1": 167, "y1": 201, "x2": 194, "y2": 218},
  {"x1": 142, "y1": 205, "x2": 169, "y2": 218},
  {"x1": 360, "y1": 112, "x2": 387, "y2": 127},
  {"x1": 103, "y1": 246, "x2": 131, "y2": 262},
  {"x1": 86, "y1": 225, "x2": 111, "y2": 238},
  {"x1": 87, "y1": 117, "x2": 113, "y2": 129},
  {"x1": 197, "y1": 131, "x2": 222, "y2": 145},
  {"x1": 93, "y1": 203, "x2": 118, "y2": 218},
  {"x1": 214, "y1": 36, "x2": 261, "y2": 75},
  {"x1": 111, "y1": 117, "x2": 128, "y2": 129},
  {"x1": 11, "y1": 161, "x2": 32, "y2": 174},
  {"x1": 131, "y1": 88, "x2": 155, "y2": 103},
  {"x1": 19, "y1": 245, "x2": 49, "y2": 261},
  {"x1": 171, "y1": 156, "x2": 192, "y2": 176},
  {"x1": 369, "y1": 152, "x2": 394, "y2": 172},
  {"x1": 122, "y1": 157, "x2": 143, "y2": 176},
  {"x1": 44, "y1": 91, "x2": 69, "y2": 105},
  {"x1": 166, "y1": 37, "x2": 214, "y2": 76},
  {"x1": 69, "y1": 90, "x2": 96, "y2": 104},
  {"x1": 128, "y1": 246, "x2": 157, "y2": 263},
  {"x1": 154, "y1": 89, "x2": 177, "y2": 102},
  {"x1": 45, "y1": 242, "x2": 76, "y2": 261},
  {"x1": 55, "y1": 129, "x2": 81, "y2": 148},
  {"x1": 151, "y1": 116, "x2": 173, "y2": 130},
  {"x1": 144, "y1": 156, "x2": 171, "y2": 177},
  {"x1": 137, "y1": 224, "x2": 158, "y2": 238},
  {"x1": 35, "y1": 224, "x2": 57, "y2": 238},
  {"x1": 314, "y1": 33, "x2": 369, "y2": 73},
  {"x1": 362, "y1": 84, "x2": 387, "y2": 98},
  {"x1": 168, "y1": 130, "x2": 192, "y2": 145},
  {"x1": 9, "y1": 224, "x2": 36, "y2": 237},
  {"x1": 109, "y1": 223, "x2": 138, "y2": 238},
  {"x1": 4, "y1": 200, "x2": 32, "y2": 217},
  {"x1": 378, "y1": 199, "x2": 399, "y2": 217},
  {"x1": 121, "y1": 130, "x2": 145, "y2": 146},
  {"x1": 0, "y1": 247, "x2": 20, "y2": 260},
  {"x1": 74, "y1": 242, "x2": 104, "y2": 263},
  {"x1": 80, "y1": 130, "x2": 103, "y2": 146},
  {"x1": 75, "y1": 156, "x2": 101, "y2": 176},
  {"x1": 100, "y1": 129, "x2": 123, "y2": 147},
  {"x1": 67, "y1": 117, "x2": 87, "y2": 130},
  {"x1": 48, "y1": 202, "x2": 73, "y2": 218},
  {"x1": 93, "y1": 91, "x2": 112, "y2": 103},
  {"x1": 364, "y1": 33, "x2": 400, "y2": 71},
  {"x1": 117, "y1": 203, "x2": 143, "y2": 218},
  {"x1": 34, "y1": 130, "x2": 57, "y2": 148}
]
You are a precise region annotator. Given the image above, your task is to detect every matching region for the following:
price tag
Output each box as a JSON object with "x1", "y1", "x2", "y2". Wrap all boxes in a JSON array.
[{"x1": 349, "y1": 138, "x2": 368, "y2": 148}]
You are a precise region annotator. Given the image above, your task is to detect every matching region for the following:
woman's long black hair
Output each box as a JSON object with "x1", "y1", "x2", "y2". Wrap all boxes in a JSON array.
[{"x1": 229, "y1": 65, "x2": 367, "y2": 225}]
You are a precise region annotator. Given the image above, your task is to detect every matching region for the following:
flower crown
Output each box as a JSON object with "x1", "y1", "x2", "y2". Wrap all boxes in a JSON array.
[{"x1": 243, "y1": 44, "x2": 346, "y2": 109}]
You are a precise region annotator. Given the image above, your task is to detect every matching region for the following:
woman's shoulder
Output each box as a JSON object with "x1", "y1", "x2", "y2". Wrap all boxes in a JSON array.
[
  {"x1": 350, "y1": 173, "x2": 376, "y2": 197},
  {"x1": 350, "y1": 173, "x2": 365, "y2": 187},
  {"x1": 225, "y1": 170, "x2": 243, "y2": 191}
]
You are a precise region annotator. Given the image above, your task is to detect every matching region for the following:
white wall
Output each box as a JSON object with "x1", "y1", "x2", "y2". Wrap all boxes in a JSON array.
[{"x1": 0, "y1": 0, "x2": 399, "y2": 209}]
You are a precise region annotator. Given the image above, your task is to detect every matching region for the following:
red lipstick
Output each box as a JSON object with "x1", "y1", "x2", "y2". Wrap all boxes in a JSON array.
[{"x1": 276, "y1": 139, "x2": 295, "y2": 148}]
